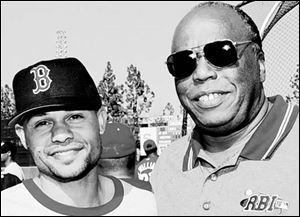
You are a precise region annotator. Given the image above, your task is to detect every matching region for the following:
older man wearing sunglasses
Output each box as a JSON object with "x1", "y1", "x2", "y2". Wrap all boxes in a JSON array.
[{"x1": 150, "y1": 1, "x2": 299, "y2": 216}]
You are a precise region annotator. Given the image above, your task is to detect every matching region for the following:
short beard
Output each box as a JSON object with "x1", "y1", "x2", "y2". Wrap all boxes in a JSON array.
[
  {"x1": 37, "y1": 152, "x2": 100, "y2": 183},
  {"x1": 52, "y1": 161, "x2": 97, "y2": 183}
]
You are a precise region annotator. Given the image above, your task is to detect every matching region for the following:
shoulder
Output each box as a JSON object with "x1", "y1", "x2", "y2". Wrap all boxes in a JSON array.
[
  {"x1": 1, "y1": 173, "x2": 21, "y2": 191},
  {"x1": 4, "y1": 163, "x2": 24, "y2": 180},
  {"x1": 119, "y1": 178, "x2": 156, "y2": 202},
  {"x1": 6, "y1": 162, "x2": 21, "y2": 170},
  {"x1": 150, "y1": 134, "x2": 191, "y2": 189},
  {"x1": 114, "y1": 178, "x2": 157, "y2": 215},
  {"x1": 5, "y1": 162, "x2": 23, "y2": 174},
  {"x1": 155, "y1": 134, "x2": 190, "y2": 170},
  {"x1": 1, "y1": 181, "x2": 24, "y2": 196},
  {"x1": 273, "y1": 114, "x2": 299, "y2": 161},
  {"x1": 121, "y1": 178, "x2": 153, "y2": 192},
  {"x1": 1, "y1": 183, "x2": 30, "y2": 215},
  {"x1": 268, "y1": 96, "x2": 299, "y2": 159}
]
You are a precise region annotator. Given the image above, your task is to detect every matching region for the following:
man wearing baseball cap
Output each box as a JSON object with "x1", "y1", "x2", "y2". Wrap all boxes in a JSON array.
[
  {"x1": 98, "y1": 122, "x2": 137, "y2": 179},
  {"x1": 1, "y1": 57, "x2": 157, "y2": 215},
  {"x1": 135, "y1": 139, "x2": 159, "y2": 182}
]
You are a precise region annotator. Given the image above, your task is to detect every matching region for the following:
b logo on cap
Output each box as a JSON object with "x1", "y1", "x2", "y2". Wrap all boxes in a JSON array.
[{"x1": 30, "y1": 65, "x2": 52, "y2": 94}]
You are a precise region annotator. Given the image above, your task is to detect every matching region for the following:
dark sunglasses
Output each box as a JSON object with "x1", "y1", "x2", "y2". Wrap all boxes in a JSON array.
[{"x1": 166, "y1": 39, "x2": 254, "y2": 79}]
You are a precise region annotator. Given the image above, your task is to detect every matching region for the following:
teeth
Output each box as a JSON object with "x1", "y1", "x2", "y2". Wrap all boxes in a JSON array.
[
  {"x1": 53, "y1": 150, "x2": 74, "y2": 156},
  {"x1": 199, "y1": 93, "x2": 221, "y2": 102},
  {"x1": 213, "y1": 93, "x2": 219, "y2": 98},
  {"x1": 200, "y1": 95, "x2": 209, "y2": 102}
]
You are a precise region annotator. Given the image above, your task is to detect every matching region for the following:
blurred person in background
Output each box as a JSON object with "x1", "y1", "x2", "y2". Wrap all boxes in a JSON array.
[
  {"x1": 99, "y1": 122, "x2": 138, "y2": 179},
  {"x1": 135, "y1": 139, "x2": 158, "y2": 182},
  {"x1": 1, "y1": 141, "x2": 25, "y2": 182},
  {"x1": 98, "y1": 122, "x2": 153, "y2": 191}
]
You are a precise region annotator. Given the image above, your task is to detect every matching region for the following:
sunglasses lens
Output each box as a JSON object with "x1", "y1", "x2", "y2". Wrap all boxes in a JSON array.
[
  {"x1": 167, "y1": 50, "x2": 197, "y2": 78},
  {"x1": 204, "y1": 40, "x2": 238, "y2": 67}
]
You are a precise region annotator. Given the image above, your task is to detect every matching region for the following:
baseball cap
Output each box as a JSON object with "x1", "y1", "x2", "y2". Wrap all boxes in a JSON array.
[
  {"x1": 100, "y1": 122, "x2": 136, "y2": 159},
  {"x1": 8, "y1": 57, "x2": 102, "y2": 127},
  {"x1": 143, "y1": 139, "x2": 157, "y2": 152}
]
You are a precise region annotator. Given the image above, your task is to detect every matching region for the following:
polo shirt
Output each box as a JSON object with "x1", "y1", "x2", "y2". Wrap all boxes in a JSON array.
[{"x1": 151, "y1": 95, "x2": 299, "y2": 215}]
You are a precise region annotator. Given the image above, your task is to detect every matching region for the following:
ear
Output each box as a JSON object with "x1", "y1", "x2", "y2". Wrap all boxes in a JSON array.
[
  {"x1": 15, "y1": 124, "x2": 28, "y2": 150},
  {"x1": 97, "y1": 107, "x2": 107, "y2": 135},
  {"x1": 257, "y1": 50, "x2": 266, "y2": 83}
]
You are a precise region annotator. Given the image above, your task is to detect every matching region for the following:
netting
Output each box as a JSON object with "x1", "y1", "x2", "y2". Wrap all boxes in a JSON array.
[
  {"x1": 261, "y1": 1, "x2": 299, "y2": 40},
  {"x1": 240, "y1": 1, "x2": 299, "y2": 103},
  {"x1": 263, "y1": 4, "x2": 299, "y2": 101}
]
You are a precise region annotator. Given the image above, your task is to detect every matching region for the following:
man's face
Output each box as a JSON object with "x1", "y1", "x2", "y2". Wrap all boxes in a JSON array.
[
  {"x1": 173, "y1": 7, "x2": 264, "y2": 135},
  {"x1": 19, "y1": 110, "x2": 102, "y2": 181}
]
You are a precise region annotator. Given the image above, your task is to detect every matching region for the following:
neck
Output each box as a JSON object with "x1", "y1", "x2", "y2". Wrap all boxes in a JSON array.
[
  {"x1": 4, "y1": 158, "x2": 12, "y2": 167},
  {"x1": 102, "y1": 170, "x2": 133, "y2": 179},
  {"x1": 201, "y1": 97, "x2": 270, "y2": 153},
  {"x1": 34, "y1": 166, "x2": 106, "y2": 207},
  {"x1": 149, "y1": 153, "x2": 157, "y2": 158}
]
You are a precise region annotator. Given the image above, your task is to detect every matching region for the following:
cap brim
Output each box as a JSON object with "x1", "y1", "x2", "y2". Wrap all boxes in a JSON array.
[{"x1": 8, "y1": 102, "x2": 101, "y2": 127}]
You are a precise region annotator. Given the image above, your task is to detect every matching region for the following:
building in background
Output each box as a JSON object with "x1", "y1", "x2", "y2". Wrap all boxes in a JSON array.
[{"x1": 139, "y1": 114, "x2": 194, "y2": 156}]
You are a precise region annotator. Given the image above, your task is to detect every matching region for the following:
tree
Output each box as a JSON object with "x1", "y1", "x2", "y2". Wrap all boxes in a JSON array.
[
  {"x1": 124, "y1": 64, "x2": 155, "y2": 139},
  {"x1": 1, "y1": 84, "x2": 16, "y2": 120},
  {"x1": 179, "y1": 105, "x2": 188, "y2": 136},
  {"x1": 150, "y1": 116, "x2": 167, "y2": 127},
  {"x1": 97, "y1": 62, "x2": 126, "y2": 122},
  {"x1": 286, "y1": 64, "x2": 299, "y2": 105},
  {"x1": 163, "y1": 102, "x2": 175, "y2": 116}
]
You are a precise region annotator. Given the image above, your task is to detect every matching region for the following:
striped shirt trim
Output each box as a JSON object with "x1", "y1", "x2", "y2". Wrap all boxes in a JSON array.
[
  {"x1": 182, "y1": 95, "x2": 299, "y2": 171},
  {"x1": 262, "y1": 103, "x2": 298, "y2": 160},
  {"x1": 240, "y1": 95, "x2": 298, "y2": 160},
  {"x1": 182, "y1": 137, "x2": 193, "y2": 171},
  {"x1": 23, "y1": 176, "x2": 123, "y2": 216},
  {"x1": 121, "y1": 178, "x2": 153, "y2": 192},
  {"x1": 261, "y1": 102, "x2": 293, "y2": 159},
  {"x1": 182, "y1": 132, "x2": 193, "y2": 172}
]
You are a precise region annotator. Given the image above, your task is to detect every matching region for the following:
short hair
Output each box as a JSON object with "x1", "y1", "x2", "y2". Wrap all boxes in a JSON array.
[
  {"x1": 192, "y1": 1, "x2": 262, "y2": 49},
  {"x1": 98, "y1": 152, "x2": 136, "y2": 176},
  {"x1": 145, "y1": 146, "x2": 157, "y2": 156},
  {"x1": 1, "y1": 141, "x2": 17, "y2": 160}
]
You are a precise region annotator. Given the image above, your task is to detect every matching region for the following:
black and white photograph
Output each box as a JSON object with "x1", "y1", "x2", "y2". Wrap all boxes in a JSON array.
[{"x1": 1, "y1": 1, "x2": 299, "y2": 216}]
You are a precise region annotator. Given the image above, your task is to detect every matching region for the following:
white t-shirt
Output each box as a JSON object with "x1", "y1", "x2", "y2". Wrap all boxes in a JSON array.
[
  {"x1": 1, "y1": 175, "x2": 157, "y2": 216},
  {"x1": 3, "y1": 162, "x2": 25, "y2": 181}
]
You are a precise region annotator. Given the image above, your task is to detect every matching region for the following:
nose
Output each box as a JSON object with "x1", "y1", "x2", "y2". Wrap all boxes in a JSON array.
[
  {"x1": 192, "y1": 57, "x2": 218, "y2": 82},
  {"x1": 51, "y1": 122, "x2": 74, "y2": 144}
]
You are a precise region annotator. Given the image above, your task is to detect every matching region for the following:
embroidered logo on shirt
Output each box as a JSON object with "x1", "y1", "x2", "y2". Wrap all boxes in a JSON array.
[{"x1": 240, "y1": 190, "x2": 289, "y2": 214}]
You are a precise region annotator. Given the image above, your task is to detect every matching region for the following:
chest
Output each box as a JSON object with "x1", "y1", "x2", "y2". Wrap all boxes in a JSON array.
[{"x1": 157, "y1": 160, "x2": 298, "y2": 215}]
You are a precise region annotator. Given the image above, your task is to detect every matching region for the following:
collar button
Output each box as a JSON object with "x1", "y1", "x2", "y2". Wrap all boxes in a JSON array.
[{"x1": 203, "y1": 201, "x2": 211, "y2": 210}]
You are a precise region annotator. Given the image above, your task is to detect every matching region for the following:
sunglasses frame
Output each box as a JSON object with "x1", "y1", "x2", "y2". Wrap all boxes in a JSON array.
[{"x1": 166, "y1": 39, "x2": 254, "y2": 78}]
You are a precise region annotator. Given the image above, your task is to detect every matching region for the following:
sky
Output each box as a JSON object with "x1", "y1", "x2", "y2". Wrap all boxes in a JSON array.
[{"x1": 1, "y1": 1, "x2": 275, "y2": 116}]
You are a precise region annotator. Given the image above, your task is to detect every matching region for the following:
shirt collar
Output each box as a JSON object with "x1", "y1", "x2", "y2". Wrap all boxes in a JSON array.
[
  {"x1": 240, "y1": 95, "x2": 298, "y2": 160},
  {"x1": 183, "y1": 95, "x2": 299, "y2": 171}
]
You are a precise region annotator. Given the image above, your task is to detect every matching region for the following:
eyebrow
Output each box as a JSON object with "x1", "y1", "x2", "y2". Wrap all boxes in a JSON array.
[
  {"x1": 32, "y1": 112, "x2": 48, "y2": 118},
  {"x1": 23, "y1": 112, "x2": 47, "y2": 127}
]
